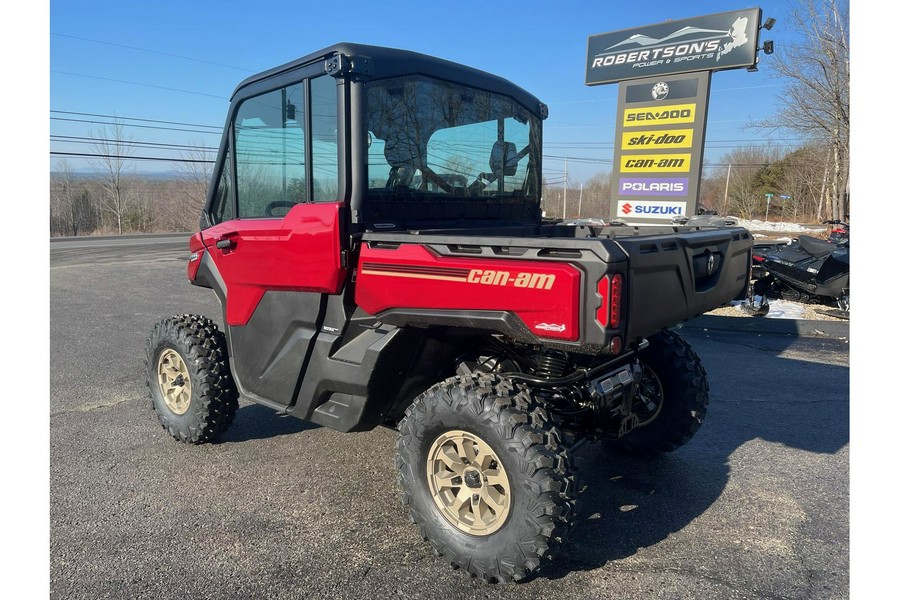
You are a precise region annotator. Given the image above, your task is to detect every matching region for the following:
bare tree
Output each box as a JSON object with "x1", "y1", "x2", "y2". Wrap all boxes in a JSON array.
[
  {"x1": 90, "y1": 118, "x2": 134, "y2": 234},
  {"x1": 50, "y1": 159, "x2": 98, "y2": 236},
  {"x1": 699, "y1": 166, "x2": 728, "y2": 215},
  {"x1": 175, "y1": 140, "x2": 216, "y2": 220},
  {"x1": 780, "y1": 145, "x2": 831, "y2": 222},
  {"x1": 580, "y1": 172, "x2": 611, "y2": 218},
  {"x1": 754, "y1": 0, "x2": 849, "y2": 220},
  {"x1": 50, "y1": 160, "x2": 76, "y2": 236},
  {"x1": 716, "y1": 146, "x2": 783, "y2": 220}
]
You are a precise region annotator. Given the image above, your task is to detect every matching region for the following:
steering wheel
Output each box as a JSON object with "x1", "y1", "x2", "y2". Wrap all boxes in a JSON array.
[{"x1": 264, "y1": 200, "x2": 297, "y2": 217}]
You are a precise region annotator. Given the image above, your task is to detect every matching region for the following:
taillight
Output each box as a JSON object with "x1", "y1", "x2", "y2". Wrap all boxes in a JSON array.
[
  {"x1": 597, "y1": 273, "x2": 623, "y2": 328},
  {"x1": 610, "y1": 273, "x2": 622, "y2": 328},
  {"x1": 596, "y1": 277, "x2": 609, "y2": 327}
]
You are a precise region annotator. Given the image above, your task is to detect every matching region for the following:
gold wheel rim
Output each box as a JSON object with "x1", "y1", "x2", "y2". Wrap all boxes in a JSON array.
[
  {"x1": 426, "y1": 430, "x2": 512, "y2": 536},
  {"x1": 633, "y1": 366, "x2": 664, "y2": 428},
  {"x1": 157, "y1": 348, "x2": 192, "y2": 415}
]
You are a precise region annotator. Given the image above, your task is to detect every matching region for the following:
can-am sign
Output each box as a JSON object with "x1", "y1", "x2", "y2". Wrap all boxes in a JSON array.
[{"x1": 586, "y1": 9, "x2": 761, "y2": 85}]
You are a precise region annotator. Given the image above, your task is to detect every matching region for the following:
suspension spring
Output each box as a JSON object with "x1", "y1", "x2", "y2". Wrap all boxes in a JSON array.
[{"x1": 533, "y1": 350, "x2": 569, "y2": 379}]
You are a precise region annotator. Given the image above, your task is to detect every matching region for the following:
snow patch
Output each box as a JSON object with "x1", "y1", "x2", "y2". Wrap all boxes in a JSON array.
[
  {"x1": 764, "y1": 299, "x2": 807, "y2": 319},
  {"x1": 735, "y1": 219, "x2": 828, "y2": 234},
  {"x1": 730, "y1": 297, "x2": 810, "y2": 319}
]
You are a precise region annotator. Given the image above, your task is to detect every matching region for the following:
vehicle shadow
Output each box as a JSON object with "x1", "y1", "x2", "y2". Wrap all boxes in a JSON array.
[
  {"x1": 218, "y1": 403, "x2": 320, "y2": 443},
  {"x1": 537, "y1": 332, "x2": 849, "y2": 580}
]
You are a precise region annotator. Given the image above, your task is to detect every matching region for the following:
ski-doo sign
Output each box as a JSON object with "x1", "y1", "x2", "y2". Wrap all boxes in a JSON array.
[{"x1": 586, "y1": 8, "x2": 761, "y2": 85}]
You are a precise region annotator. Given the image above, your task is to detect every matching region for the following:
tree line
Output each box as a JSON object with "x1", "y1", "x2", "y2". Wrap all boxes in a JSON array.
[
  {"x1": 49, "y1": 158, "x2": 208, "y2": 236},
  {"x1": 541, "y1": 140, "x2": 847, "y2": 224}
]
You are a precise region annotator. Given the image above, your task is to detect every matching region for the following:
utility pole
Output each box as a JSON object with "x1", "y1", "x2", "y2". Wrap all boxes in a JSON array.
[
  {"x1": 578, "y1": 183, "x2": 583, "y2": 218},
  {"x1": 722, "y1": 164, "x2": 732, "y2": 214},
  {"x1": 562, "y1": 157, "x2": 568, "y2": 219}
]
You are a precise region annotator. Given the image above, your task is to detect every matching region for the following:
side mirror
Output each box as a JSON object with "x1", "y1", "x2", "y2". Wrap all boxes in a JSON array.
[{"x1": 490, "y1": 141, "x2": 518, "y2": 177}]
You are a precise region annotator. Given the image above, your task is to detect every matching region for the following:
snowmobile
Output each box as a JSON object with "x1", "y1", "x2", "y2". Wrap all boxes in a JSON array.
[
  {"x1": 750, "y1": 239, "x2": 788, "y2": 281},
  {"x1": 823, "y1": 219, "x2": 850, "y2": 244},
  {"x1": 752, "y1": 232, "x2": 849, "y2": 317}
]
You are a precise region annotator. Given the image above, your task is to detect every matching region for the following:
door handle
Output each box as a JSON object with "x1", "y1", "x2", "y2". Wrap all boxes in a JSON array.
[{"x1": 216, "y1": 238, "x2": 235, "y2": 250}]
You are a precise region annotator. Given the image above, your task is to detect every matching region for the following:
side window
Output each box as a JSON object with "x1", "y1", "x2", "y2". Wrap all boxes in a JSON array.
[
  {"x1": 310, "y1": 76, "x2": 338, "y2": 202},
  {"x1": 234, "y1": 84, "x2": 306, "y2": 218},
  {"x1": 209, "y1": 147, "x2": 234, "y2": 224}
]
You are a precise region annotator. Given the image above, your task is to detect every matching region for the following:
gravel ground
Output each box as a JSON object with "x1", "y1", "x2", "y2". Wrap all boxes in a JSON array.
[{"x1": 707, "y1": 302, "x2": 847, "y2": 322}]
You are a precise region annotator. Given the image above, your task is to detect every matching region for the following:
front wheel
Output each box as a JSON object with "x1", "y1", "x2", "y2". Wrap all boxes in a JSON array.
[
  {"x1": 396, "y1": 374, "x2": 577, "y2": 583},
  {"x1": 606, "y1": 329, "x2": 709, "y2": 457},
  {"x1": 146, "y1": 314, "x2": 239, "y2": 444}
]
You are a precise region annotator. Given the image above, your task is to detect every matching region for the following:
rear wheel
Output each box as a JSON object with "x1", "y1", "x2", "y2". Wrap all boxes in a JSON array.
[
  {"x1": 146, "y1": 314, "x2": 239, "y2": 444},
  {"x1": 396, "y1": 374, "x2": 576, "y2": 583},
  {"x1": 607, "y1": 329, "x2": 709, "y2": 457}
]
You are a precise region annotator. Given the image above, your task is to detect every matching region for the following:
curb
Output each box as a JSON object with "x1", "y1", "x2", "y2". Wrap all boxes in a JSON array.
[{"x1": 681, "y1": 315, "x2": 849, "y2": 339}]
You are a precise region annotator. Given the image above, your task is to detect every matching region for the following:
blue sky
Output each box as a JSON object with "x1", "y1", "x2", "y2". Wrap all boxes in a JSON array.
[{"x1": 49, "y1": 0, "x2": 800, "y2": 184}]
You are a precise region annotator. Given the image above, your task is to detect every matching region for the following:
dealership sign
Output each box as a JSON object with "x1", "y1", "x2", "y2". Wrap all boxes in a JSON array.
[
  {"x1": 587, "y1": 9, "x2": 767, "y2": 223},
  {"x1": 586, "y1": 8, "x2": 762, "y2": 86},
  {"x1": 611, "y1": 71, "x2": 710, "y2": 223}
]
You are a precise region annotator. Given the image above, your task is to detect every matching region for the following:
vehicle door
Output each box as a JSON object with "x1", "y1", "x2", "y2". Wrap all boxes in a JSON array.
[{"x1": 200, "y1": 71, "x2": 347, "y2": 408}]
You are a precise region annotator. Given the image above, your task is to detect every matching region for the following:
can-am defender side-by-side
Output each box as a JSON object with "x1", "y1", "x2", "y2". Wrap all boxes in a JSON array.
[{"x1": 146, "y1": 43, "x2": 752, "y2": 583}]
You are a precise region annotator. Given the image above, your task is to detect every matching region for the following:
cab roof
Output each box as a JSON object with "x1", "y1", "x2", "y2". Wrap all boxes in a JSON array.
[{"x1": 232, "y1": 42, "x2": 548, "y2": 119}]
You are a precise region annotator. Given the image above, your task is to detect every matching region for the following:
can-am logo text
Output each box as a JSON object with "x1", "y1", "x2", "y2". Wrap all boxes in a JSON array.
[
  {"x1": 467, "y1": 269, "x2": 556, "y2": 290},
  {"x1": 621, "y1": 154, "x2": 691, "y2": 173}
]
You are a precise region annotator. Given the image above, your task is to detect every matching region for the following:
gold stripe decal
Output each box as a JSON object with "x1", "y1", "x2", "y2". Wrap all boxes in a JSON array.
[
  {"x1": 360, "y1": 269, "x2": 468, "y2": 283},
  {"x1": 361, "y1": 266, "x2": 556, "y2": 290}
]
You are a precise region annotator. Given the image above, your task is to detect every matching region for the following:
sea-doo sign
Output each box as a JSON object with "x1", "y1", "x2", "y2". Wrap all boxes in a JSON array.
[{"x1": 586, "y1": 9, "x2": 761, "y2": 85}]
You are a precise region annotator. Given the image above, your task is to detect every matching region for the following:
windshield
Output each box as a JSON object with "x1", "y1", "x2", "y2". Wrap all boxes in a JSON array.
[{"x1": 364, "y1": 75, "x2": 540, "y2": 202}]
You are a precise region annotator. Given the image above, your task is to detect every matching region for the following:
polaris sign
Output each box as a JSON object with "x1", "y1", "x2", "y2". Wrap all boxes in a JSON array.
[
  {"x1": 619, "y1": 177, "x2": 689, "y2": 196},
  {"x1": 586, "y1": 9, "x2": 761, "y2": 85}
]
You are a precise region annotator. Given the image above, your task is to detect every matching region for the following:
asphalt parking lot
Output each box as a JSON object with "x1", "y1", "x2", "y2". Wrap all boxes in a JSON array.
[{"x1": 49, "y1": 235, "x2": 849, "y2": 599}]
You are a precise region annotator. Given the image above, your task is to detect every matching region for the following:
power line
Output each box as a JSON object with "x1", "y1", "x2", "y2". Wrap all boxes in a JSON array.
[
  {"x1": 50, "y1": 110, "x2": 222, "y2": 130},
  {"x1": 51, "y1": 32, "x2": 256, "y2": 73},
  {"x1": 50, "y1": 152, "x2": 214, "y2": 164},
  {"x1": 51, "y1": 135, "x2": 218, "y2": 153},
  {"x1": 50, "y1": 110, "x2": 810, "y2": 153},
  {"x1": 51, "y1": 70, "x2": 229, "y2": 100},
  {"x1": 51, "y1": 116, "x2": 221, "y2": 137}
]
